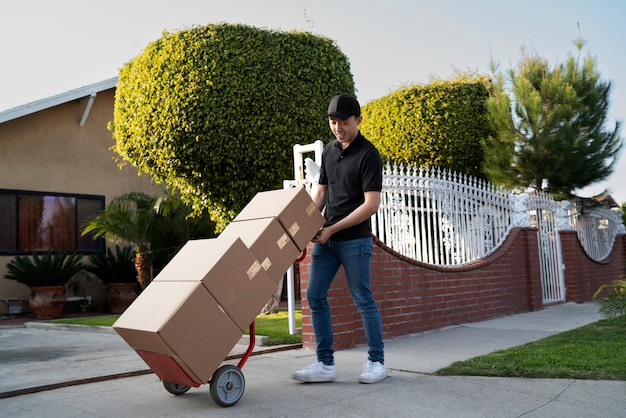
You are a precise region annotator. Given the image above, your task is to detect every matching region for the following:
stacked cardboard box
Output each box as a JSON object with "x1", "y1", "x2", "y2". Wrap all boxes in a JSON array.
[
  {"x1": 113, "y1": 187, "x2": 324, "y2": 385},
  {"x1": 153, "y1": 237, "x2": 277, "y2": 332},
  {"x1": 218, "y1": 217, "x2": 300, "y2": 284},
  {"x1": 233, "y1": 187, "x2": 324, "y2": 252},
  {"x1": 113, "y1": 280, "x2": 241, "y2": 384}
]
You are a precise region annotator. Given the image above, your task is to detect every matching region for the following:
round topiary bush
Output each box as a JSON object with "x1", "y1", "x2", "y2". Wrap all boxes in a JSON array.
[{"x1": 111, "y1": 23, "x2": 355, "y2": 230}]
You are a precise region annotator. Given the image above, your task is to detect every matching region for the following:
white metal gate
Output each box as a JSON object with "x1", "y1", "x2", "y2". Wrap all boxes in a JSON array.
[{"x1": 527, "y1": 192, "x2": 565, "y2": 303}]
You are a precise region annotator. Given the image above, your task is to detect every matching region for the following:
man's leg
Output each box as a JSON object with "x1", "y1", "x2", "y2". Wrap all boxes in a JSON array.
[
  {"x1": 337, "y1": 237, "x2": 384, "y2": 363},
  {"x1": 337, "y1": 237, "x2": 387, "y2": 383},
  {"x1": 306, "y1": 242, "x2": 340, "y2": 365},
  {"x1": 291, "y1": 242, "x2": 340, "y2": 383}
]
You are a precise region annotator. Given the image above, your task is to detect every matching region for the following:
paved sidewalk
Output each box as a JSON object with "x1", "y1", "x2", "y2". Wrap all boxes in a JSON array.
[{"x1": 0, "y1": 301, "x2": 624, "y2": 417}]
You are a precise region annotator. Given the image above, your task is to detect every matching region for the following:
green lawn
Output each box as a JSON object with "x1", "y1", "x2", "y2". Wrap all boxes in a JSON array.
[
  {"x1": 245, "y1": 309, "x2": 303, "y2": 345},
  {"x1": 49, "y1": 309, "x2": 303, "y2": 346},
  {"x1": 50, "y1": 315, "x2": 120, "y2": 327},
  {"x1": 436, "y1": 317, "x2": 626, "y2": 380}
]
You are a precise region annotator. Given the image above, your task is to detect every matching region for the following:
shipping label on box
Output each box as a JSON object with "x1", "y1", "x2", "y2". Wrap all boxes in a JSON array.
[
  {"x1": 220, "y1": 217, "x2": 301, "y2": 284},
  {"x1": 113, "y1": 281, "x2": 242, "y2": 383},
  {"x1": 153, "y1": 237, "x2": 278, "y2": 332},
  {"x1": 233, "y1": 187, "x2": 324, "y2": 251}
]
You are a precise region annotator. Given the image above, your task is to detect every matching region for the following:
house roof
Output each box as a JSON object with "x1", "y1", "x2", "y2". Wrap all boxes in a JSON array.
[
  {"x1": 593, "y1": 193, "x2": 620, "y2": 209},
  {"x1": 0, "y1": 77, "x2": 118, "y2": 124}
]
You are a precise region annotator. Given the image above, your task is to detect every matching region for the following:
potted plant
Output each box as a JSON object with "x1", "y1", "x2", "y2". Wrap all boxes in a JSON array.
[
  {"x1": 85, "y1": 245, "x2": 139, "y2": 313},
  {"x1": 3, "y1": 250, "x2": 85, "y2": 319}
]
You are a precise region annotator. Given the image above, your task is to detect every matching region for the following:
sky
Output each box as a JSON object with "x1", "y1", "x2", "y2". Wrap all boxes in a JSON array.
[{"x1": 2, "y1": 0, "x2": 625, "y2": 203}]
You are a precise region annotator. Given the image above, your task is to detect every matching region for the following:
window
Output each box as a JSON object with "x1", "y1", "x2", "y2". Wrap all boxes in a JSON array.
[{"x1": 0, "y1": 189, "x2": 105, "y2": 254}]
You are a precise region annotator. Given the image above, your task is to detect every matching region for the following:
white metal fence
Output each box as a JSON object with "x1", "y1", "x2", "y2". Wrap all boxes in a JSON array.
[
  {"x1": 369, "y1": 163, "x2": 625, "y2": 267},
  {"x1": 567, "y1": 198, "x2": 625, "y2": 261},
  {"x1": 371, "y1": 163, "x2": 516, "y2": 266},
  {"x1": 287, "y1": 143, "x2": 625, "y2": 311}
]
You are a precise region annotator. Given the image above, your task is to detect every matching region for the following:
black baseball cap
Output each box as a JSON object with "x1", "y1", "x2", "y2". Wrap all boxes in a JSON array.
[{"x1": 327, "y1": 94, "x2": 361, "y2": 119}]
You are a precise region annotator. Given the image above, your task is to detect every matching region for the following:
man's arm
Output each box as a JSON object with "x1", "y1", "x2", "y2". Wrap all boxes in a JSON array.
[
  {"x1": 311, "y1": 183, "x2": 327, "y2": 212},
  {"x1": 314, "y1": 190, "x2": 380, "y2": 244}
]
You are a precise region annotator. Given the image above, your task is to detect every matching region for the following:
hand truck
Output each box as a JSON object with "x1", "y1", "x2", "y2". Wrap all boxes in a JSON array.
[{"x1": 160, "y1": 321, "x2": 257, "y2": 407}]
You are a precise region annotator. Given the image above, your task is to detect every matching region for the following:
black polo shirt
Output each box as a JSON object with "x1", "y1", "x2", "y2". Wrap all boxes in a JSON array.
[{"x1": 318, "y1": 132, "x2": 383, "y2": 241}]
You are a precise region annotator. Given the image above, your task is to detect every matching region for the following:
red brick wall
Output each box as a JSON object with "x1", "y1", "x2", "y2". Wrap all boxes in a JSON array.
[
  {"x1": 560, "y1": 230, "x2": 625, "y2": 303},
  {"x1": 298, "y1": 228, "x2": 625, "y2": 351}
]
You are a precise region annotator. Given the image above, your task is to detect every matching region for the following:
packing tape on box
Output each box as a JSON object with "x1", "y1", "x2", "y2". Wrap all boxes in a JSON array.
[
  {"x1": 277, "y1": 233, "x2": 290, "y2": 249},
  {"x1": 246, "y1": 260, "x2": 262, "y2": 280},
  {"x1": 261, "y1": 257, "x2": 272, "y2": 271},
  {"x1": 306, "y1": 202, "x2": 318, "y2": 216},
  {"x1": 288, "y1": 222, "x2": 300, "y2": 237}
]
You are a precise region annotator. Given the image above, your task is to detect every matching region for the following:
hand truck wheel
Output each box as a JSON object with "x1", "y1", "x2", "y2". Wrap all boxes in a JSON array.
[
  {"x1": 209, "y1": 364, "x2": 245, "y2": 407},
  {"x1": 162, "y1": 380, "x2": 191, "y2": 395}
]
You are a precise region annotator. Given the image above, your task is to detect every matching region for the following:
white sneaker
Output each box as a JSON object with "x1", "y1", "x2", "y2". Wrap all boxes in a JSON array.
[
  {"x1": 291, "y1": 361, "x2": 337, "y2": 383},
  {"x1": 359, "y1": 360, "x2": 388, "y2": 384}
]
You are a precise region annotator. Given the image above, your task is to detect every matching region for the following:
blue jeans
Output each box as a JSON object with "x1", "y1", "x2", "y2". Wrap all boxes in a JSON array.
[{"x1": 306, "y1": 237, "x2": 384, "y2": 366}]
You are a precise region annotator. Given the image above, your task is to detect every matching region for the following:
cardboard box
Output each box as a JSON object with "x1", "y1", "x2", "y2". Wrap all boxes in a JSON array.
[
  {"x1": 153, "y1": 237, "x2": 277, "y2": 332},
  {"x1": 113, "y1": 281, "x2": 242, "y2": 384},
  {"x1": 220, "y1": 217, "x2": 301, "y2": 284},
  {"x1": 233, "y1": 187, "x2": 325, "y2": 251}
]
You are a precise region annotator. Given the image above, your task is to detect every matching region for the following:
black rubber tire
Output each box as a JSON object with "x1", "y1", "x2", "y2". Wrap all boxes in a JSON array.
[
  {"x1": 162, "y1": 380, "x2": 192, "y2": 395},
  {"x1": 209, "y1": 365, "x2": 245, "y2": 407}
]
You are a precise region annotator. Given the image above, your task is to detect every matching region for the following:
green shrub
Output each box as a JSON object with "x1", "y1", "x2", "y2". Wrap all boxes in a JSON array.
[
  {"x1": 4, "y1": 250, "x2": 85, "y2": 288},
  {"x1": 593, "y1": 277, "x2": 626, "y2": 320},
  {"x1": 360, "y1": 76, "x2": 492, "y2": 178},
  {"x1": 85, "y1": 245, "x2": 137, "y2": 284}
]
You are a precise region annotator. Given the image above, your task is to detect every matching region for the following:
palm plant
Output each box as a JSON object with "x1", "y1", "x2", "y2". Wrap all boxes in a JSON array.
[
  {"x1": 82, "y1": 192, "x2": 156, "y2": 289},
  {"x1": 81, "y1": 191, "x2": 216, "y2": 289},
  {"x1": 85, "y1": 245, "x2": 137, "y2": 284},
  {"x1": 593, "y1": 276, "x2": 626, "y2": 320},
  {"x1": 150, "y1": 193, "x2": 216, "y2": 273},
  {"x1": 4, "y1": 250, "x2": 85, "y2": 288}
]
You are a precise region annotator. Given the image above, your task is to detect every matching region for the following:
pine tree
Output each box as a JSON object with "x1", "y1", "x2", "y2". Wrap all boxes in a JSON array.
[{"x1": 484, "y1": 36, "x2": 623, "y2": 199}]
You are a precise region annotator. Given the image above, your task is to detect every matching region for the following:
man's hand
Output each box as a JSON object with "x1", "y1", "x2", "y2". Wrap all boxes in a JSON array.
[{"x1": 312, "y1": 226, "x2": 333, "y2": 244}]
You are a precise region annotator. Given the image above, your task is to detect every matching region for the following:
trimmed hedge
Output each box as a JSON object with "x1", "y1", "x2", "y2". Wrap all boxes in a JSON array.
[
  {"x1": 360, "y1": 76, "x2": 492, "y2": 177},
  {"x1": 111, "y1": 23, "x2": 354, "y2": 230}
]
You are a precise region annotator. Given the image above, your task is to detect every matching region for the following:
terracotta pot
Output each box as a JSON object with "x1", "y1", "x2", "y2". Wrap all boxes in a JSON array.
[
  {"x1": 107, "y1": 283, "x2": 139, "y2": 314},
  {"x1": 29, "y1": 286, "x2": 66, "y2": 319}
]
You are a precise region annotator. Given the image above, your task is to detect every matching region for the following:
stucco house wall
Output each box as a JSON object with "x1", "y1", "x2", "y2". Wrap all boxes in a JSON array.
[{"x1": 0, "y1": 79, "x2": 160, "y2": 313}]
